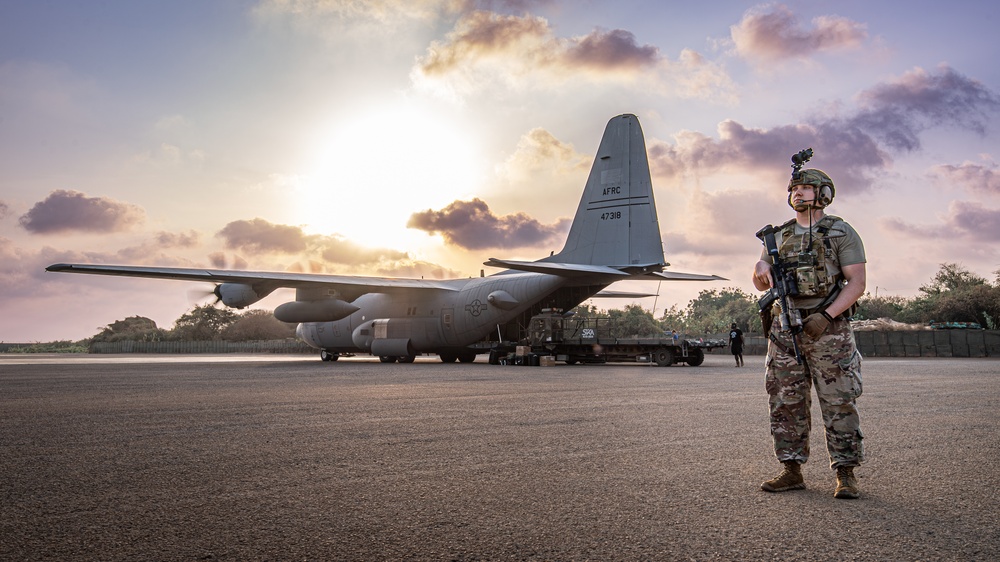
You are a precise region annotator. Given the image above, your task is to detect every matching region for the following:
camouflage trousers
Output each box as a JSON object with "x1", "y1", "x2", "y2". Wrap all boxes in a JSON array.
[{"x1": 765, "y1": 316, "x2": 864, "y2": 469}]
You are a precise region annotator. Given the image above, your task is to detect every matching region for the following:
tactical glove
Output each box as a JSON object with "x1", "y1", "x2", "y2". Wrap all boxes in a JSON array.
[{"x1": 803, "y1": 310, "x2": 834, "y2": 339}]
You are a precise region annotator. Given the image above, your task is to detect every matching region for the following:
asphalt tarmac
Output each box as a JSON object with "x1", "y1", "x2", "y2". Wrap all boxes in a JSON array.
[{"x1": 2, "y1": 354, "x2": 998, "y2": 561}]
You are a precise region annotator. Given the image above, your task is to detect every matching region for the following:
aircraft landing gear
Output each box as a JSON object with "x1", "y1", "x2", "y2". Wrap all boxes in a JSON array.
[
  {"x1": 320, "y1": 350, "x2": 339, "y2": 362},
  {"x1": 380, "y1": 355, "x2": 415, "y2": 363}
]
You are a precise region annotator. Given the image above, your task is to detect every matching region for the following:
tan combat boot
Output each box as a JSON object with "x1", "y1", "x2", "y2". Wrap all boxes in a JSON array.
[
  {"x1": 834, "y1": 466, "x2": 860, "y2": 499},
  {"x1": 761, "y1": 461, "x2": 805, "y2": 492}
]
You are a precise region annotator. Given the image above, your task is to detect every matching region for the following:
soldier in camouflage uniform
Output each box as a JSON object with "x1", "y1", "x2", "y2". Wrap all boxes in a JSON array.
[{"x1": 752, "y1": 166, "x2": 867, "y2": 499}]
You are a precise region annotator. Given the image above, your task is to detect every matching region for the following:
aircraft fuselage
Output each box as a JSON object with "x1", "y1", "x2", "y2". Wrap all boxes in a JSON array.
[{"x1": 296, "y1": 272, "x2": 574, "y2": 354}]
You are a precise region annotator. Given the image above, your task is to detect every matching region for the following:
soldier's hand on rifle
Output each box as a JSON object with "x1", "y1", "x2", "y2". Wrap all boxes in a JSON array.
[
  {"x1": 753, "y1": 260, "x2": 774, "y2": 291},
  {"x1": 803, "y1": 311, "x2": 834, "y2": 339}
]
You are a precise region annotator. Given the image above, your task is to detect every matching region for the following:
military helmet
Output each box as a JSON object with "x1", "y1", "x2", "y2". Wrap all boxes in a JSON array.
[{"x1": 787, "y1": 168, "x2": 835, "y2": 209}]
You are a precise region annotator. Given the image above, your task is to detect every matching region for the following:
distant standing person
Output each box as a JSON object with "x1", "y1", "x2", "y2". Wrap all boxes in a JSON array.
[
  {"x1": 751, "y1": 152, "x2": 867, "y2": 499},
  {"x1": 729, "y1": 323, "x2": 744, "y2": 367}
]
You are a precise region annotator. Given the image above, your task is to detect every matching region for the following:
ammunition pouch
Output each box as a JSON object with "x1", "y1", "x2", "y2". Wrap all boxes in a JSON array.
[{"x1": 758, "y1": 291, "x2": 776, "y2": 332}]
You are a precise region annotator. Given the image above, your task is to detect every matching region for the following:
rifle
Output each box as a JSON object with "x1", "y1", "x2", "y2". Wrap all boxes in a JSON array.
[{"x1": 756, "y1": 224, "x2": 804, "y2": 364}]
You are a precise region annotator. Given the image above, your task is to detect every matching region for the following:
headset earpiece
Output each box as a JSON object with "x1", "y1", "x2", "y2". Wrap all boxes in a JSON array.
[{"x1": 818, "y1": 184, "x2": 835, "y2": 207}]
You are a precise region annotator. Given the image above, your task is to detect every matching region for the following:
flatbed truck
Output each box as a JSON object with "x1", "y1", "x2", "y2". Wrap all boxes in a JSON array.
[{"x1": 489, "y1": 309, "x2": 726, "y2": 366}]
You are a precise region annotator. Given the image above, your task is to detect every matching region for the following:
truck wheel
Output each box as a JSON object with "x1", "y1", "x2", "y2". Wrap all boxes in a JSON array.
[
  {"x1": 654, "y1": 348, "x2": 673, "y2": 367},
  {"x1": 686, "y1": 349, "x2": 705, "y2": 366}
]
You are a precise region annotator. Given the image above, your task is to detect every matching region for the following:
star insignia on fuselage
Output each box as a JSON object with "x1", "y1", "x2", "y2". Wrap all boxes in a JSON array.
[{"x1": 465, "y1": 299, "x2": 487, "y2": 317}]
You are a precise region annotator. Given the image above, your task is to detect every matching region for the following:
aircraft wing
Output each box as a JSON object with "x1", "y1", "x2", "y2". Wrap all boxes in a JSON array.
[{"x1": 45, "y1": 263, "x2": 460, "y2": 299}]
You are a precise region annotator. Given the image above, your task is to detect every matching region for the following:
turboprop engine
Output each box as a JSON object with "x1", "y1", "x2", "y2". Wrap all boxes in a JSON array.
[{"x1": 215, "y1": 283, "x2": 269, "y2": 309}]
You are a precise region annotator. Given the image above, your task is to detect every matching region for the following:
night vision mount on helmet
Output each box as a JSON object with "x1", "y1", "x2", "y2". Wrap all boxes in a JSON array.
[{"x1": 787, "y1": 148, "x2": 835, "y2": 209}]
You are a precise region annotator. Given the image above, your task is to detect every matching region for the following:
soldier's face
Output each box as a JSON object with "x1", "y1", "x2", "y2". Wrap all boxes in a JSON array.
[{"x1": 790, "y1": 184, "x2": 817, "y2": 209}]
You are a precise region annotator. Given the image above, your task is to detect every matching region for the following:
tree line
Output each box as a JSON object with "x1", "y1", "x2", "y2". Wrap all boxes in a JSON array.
[
  {"x1": 90, "y1": 306, "x2": 297, "y2": 343},
  {"x1": 653, "y1": 262, "x2": 1000, "y2": 335}
]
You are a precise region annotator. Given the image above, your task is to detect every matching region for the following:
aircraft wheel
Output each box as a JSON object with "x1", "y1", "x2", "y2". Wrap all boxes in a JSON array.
[
  {"x1": 565, "y1": 358, "x2": 578, "y2": 365},
  {"x1": 440, "y1": 353, "x2": 457, "y2": 363},
  {"x1": 379, "y1": 356, "x2": 397, "y2": 363},
  {"x1": 458, "y1": 352, "x2": 476, "y2": 363},
  {"x1": 320, "y1": 350, "x2": 339, "y2": 362},
  {"x1": 399, "y1": 355, "x2": 416, "y2": 364},
  {"x1": 654, "y1": 348, "x2": 674, "y2": 367}
]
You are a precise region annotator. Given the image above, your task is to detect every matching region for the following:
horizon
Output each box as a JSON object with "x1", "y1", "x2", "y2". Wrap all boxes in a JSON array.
[{"x1": 2, "y1": 1, "x2": 998, "y2": 341}]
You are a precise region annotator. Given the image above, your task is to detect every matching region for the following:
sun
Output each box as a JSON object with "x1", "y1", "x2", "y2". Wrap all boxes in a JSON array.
[{"x1": 299, "y1": 101, "x2": 484, "y2": 253}]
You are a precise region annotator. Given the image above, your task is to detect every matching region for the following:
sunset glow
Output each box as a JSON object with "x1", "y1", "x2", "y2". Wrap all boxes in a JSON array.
[
  {"x1": 300, "y1": 102, "x2": 483, "y2": 250},
  {"x1": 2, "y1": 1, "x2": 998, "y2": 341}
]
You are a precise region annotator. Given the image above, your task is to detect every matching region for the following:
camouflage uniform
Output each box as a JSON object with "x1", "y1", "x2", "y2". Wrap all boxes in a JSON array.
[
  {"x1": 765, "y1": 314, "x2": 864, "y2": 468},
  {"x1": 762, "y1": 215, "x2": 866, "y2": 469}
]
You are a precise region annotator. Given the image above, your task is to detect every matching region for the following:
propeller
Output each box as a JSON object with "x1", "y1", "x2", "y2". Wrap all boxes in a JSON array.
[
  {"x1": 187, "y1": 284, "x2": 223, "y2": 307},
  {"x1": 187, "y1": 252, "x2": 246, "y2": 307}
]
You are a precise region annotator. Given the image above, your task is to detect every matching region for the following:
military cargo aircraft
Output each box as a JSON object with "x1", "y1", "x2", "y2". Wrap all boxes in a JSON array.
[{"x1": 47, "y1": 114, "x2": 723, "y2": 362}]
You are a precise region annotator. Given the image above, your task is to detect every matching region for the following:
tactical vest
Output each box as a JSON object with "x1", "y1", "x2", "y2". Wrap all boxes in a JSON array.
[{"x1": 775, "y1": 215, "x2": 843, "y2": 298}]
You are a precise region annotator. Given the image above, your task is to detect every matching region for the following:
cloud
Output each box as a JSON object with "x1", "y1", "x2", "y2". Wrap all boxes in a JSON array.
[
  {"x1": 19, "y1": 190, "x2": 146, "y2": 234},
  {"x1": 155, "y1": 230, "x2": 200, "y2": 248},
  {"x1": 849, "y1": 66, "x2": 1000, "y2": 151},
  {"x1": 315, "y1": 236, "x2": 408, "y2": 266},
  {"x1": 208, "y1": 252, "x2": 249, "y2": 270},
  {"x1": 646, "y1": 66, "x2": 999, "y2": 193},
  {"x1": 948, "y1": 201, "x2": 1000, "y2": 240},
  {"x1": 0, "y1": 201, "x2": 9, "y2": 220},
  {"x1": 929, "y1": 159, "x2": 1000, "y2": 196},
  {"x1": 647, "y1": 119, "x2": 887, "y2": 192},
  {"x1": 0, "y1": 238, "x2": 199, "y2": 300},
  {"x1": 217, "y1": 218, "x2": 409, "y2": 266},
  {"x1": 731, "y1": 4, "x2": 867, "y2": 62},
  {"x1": 412, "y1": 11, "x2": 735, "y2": 102},
  {"x1": 499, "y1": 127, "x2": 590, "y2": 177},
  {"x1": 415, "y1": 11, "x2": 556, "y2": 77},
  {"x1": 253, "y1": 0, "x2": 456, "y2": 24},
  {"x1": 407, "y1": 198, "x2": 570, "y2": 250},
  {"x1": 562, "y1": 27, "x2": 660, "y2": 70},
  {"x1": 882, "y1": 200, "x2": 1000, "y2": 242},
  {"x1": 217, "y1": 218, "x2": 309, "y2": 254}
]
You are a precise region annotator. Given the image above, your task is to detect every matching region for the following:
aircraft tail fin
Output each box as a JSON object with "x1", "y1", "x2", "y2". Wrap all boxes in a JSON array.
[{"x1": 545, "y1": 113, "x2": 664, "y2": 269}]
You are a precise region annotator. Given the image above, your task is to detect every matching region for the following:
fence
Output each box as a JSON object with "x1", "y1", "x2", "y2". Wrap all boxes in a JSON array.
[
  {"x1": 734, "y1": 330, "x2": 1000, "y2": 358},
  {"x1": 89, "y1": 340, "x2": 316, "y2": 354}
]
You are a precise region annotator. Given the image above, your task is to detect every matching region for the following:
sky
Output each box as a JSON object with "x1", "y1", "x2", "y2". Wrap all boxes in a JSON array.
[{"x1": 2, "y1": 0, "x2": 999, "y2": 342}]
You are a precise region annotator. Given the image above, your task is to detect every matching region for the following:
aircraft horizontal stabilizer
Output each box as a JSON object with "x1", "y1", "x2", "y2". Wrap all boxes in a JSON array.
[
  {"x1": 483, "y1": 258, "x2": 630, "y2": 277},
  {"x1": 643, "y1": 271, "x2": 728, "y2": 282},
  {"x1": 591, "y1": 290, "x2": 659, "y2": 298}
]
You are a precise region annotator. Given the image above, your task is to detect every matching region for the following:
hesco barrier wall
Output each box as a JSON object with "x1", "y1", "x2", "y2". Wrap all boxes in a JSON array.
[
  {"x1": 89, "y1": 340, "x2": 316, "y2": 354},
  {"x1": 736, "y1": 330, "x2": 1000, "y2": 358}
]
